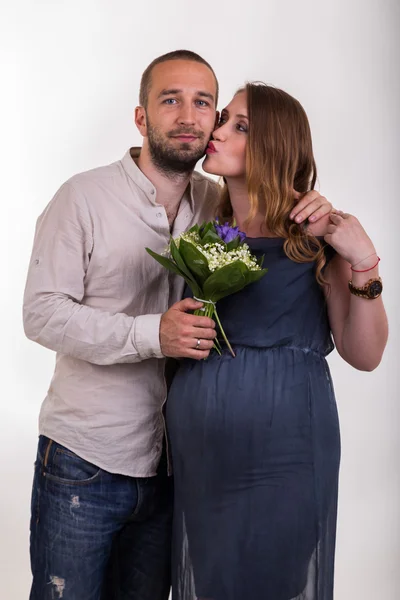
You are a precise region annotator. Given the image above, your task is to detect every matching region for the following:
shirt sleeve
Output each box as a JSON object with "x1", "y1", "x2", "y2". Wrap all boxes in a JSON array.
[{"x1": 23, "y1": 182, "x2": 164, "y2": 365}]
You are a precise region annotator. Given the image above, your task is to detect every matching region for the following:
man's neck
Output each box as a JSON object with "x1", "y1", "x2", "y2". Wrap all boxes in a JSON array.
[{"x1": 137, "y1": 144, "x2": 192, "y2": 208}]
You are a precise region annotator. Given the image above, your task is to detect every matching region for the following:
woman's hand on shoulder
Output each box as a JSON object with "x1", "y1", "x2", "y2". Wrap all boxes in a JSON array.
[{"x1": 323, "y1": 211, "x2": 377, "y2": 266}]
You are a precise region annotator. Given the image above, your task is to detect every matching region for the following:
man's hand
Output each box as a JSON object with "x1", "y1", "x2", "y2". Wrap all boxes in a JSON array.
[
  {"x1": 160, "y1": 298, "x2": 217, "y2": 360},
  {"x1": 290, "y1": 190, "x2": 332, "y2": 225}
]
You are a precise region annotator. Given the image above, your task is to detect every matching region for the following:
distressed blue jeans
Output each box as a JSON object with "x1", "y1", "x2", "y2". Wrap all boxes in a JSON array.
[{"x1": 29, "y1": 436, "x2": 173, "y2": 600}]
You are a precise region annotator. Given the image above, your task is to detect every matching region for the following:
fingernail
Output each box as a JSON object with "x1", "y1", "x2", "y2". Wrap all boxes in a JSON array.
[
  {"x1": 289, "y1": 213, "x2": 294, "y2": 219},
  {"x1": 309, "y1": 215, "x2": 316, "y2": 222},
  {"x1": 295, "y1": 216, "x2": 303, "y2": 223}
]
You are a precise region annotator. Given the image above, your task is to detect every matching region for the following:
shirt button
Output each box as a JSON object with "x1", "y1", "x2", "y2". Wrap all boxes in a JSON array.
[
  {"x1": 150, "y1": 189, "x2": 155, "y2": 195},
  {"x1": 156, "y1": 212, "x2": 163, "y2": 218}
]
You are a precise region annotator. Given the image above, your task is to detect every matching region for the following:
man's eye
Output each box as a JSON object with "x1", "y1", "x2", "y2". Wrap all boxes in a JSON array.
[
  {"x1": 163, "y1": 99, "x2": 177, "y2": 105},
  {"x1": 196, "y1": 100, "x2": 209, "y2": 107}
]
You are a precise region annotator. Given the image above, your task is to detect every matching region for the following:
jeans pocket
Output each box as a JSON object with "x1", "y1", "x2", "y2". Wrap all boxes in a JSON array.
[{"x1": 43, "y1": 439, "x2": 102, "y2": 485}]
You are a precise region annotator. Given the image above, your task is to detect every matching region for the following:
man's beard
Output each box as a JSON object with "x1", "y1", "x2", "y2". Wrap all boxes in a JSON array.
[{"x1": 147, "y1": 119, "x2": 208, "y2": 177}]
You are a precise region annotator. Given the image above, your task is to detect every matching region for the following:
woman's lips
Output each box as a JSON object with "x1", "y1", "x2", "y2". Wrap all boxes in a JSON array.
[{"x1": 206, "y1": 142, "x2": 217, "y2": 154}]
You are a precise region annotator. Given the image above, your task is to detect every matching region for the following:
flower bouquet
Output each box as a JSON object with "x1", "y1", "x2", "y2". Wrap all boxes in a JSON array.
[{"x1": 146, "y1": 220, "x2": 268, "y2": 357}]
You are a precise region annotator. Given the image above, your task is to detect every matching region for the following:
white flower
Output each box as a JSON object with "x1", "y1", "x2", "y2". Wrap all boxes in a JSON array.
[{"x1": 175, "y1": 234, "x2": 261, "y2": 273}]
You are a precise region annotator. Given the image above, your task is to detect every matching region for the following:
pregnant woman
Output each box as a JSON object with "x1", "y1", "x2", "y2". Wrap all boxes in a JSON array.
[{"x1": 166, "y1": 82, "x2": 388, "y2": 600}]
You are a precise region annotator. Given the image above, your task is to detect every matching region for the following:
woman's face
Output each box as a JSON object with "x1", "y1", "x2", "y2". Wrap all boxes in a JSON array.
[{"x1": 203, "y1": 91, "x2": 248, "y2": 178}]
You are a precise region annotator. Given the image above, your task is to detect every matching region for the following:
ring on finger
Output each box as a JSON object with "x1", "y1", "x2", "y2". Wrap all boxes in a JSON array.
[{"x1": 196, "y1": 338, "x2": 201, "y2": 349}]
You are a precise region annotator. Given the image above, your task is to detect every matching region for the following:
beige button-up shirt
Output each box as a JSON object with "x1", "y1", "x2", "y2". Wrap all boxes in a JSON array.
[{"x1": 23, "y1": 148, "x2": 218, "y2": 476}]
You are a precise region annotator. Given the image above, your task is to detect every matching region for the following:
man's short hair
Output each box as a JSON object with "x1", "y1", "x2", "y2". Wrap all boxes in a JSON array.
[{"x1": 139, "y1": 49, "x2": 219, "y2": 108}]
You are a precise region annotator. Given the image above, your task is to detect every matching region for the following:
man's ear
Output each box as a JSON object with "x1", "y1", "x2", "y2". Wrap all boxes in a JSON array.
[
  {"x1": 214, "y1": 111, "x2": 220, "y2": 128},
  {"x1": 135, "y1": 106, "x2": 147, "y2": 137}
]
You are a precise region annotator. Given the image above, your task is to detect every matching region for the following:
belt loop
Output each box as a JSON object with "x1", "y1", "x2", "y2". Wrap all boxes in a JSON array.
[{"x1": 43, "y1": 439, "x2": 53, "y2": 468}]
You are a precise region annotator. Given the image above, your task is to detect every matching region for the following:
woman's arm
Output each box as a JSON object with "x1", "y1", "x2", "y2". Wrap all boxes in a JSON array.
[{"x1": 323, "y1": 213, "x2": 388, "y2": 371}]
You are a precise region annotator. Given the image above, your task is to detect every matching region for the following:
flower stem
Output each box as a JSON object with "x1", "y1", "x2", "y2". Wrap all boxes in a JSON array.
[
  {"x1": 194, "y1": 305, "x2": 221, "y2": 355},
  {"x1": 213, "y1": 306, "x2": 236, "y2": 358},
  {"x1": 194, "y1": 302, "x2": 235, "y2": 357}
]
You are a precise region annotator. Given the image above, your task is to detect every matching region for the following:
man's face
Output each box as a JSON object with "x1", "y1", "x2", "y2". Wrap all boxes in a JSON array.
[{"x1": 137, "y1": 60, "x2": 218, "y2": 175}]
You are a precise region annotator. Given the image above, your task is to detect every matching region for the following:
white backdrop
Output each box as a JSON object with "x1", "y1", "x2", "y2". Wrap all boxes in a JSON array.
[{"x1": 2, "y1": 1, "x2": 399, "y2": 598}]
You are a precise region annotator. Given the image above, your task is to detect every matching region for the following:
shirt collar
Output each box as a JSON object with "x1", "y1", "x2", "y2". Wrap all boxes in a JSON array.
[{"x1": 121, "y1": 147, "x2": 195, "y2": 212}]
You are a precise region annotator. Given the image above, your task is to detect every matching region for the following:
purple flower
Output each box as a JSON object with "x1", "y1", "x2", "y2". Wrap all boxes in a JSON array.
[{"x1": 215, "y1": 220, "x2": 246, "y2": 244}]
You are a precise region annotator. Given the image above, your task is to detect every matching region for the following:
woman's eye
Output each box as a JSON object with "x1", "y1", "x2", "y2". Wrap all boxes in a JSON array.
[
  {"x1": 236, "y1": 123, "x2": 248, "y2": 133},
  {"x1": 218, "y1": 117, "x2": 227, "y2": 125}
]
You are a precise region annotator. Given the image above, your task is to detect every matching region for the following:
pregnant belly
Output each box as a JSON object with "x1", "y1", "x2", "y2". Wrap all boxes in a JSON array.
[{"x1": 166, "y1": 347, "x2": 334, "y2": 479}]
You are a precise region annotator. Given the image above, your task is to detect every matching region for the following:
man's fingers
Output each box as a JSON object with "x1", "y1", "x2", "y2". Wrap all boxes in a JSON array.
[
  {"x1": 305, "y1": 204, "x2": 331, "y2": 224},
  {"x1": 185, "y1": 349, "x2": 211, "y2": 360},
  {"x1": 290, "y1": 191, "x2": 323, "y2": 220},
  {"x1": 177, "y1": 298, "x2": 204, "y2": 312},
  {"x1": 185, "y1": 327, "x2": 217, "y2": 340},
  {"x1": 173, "y1": 299, "x2": 216, "y2": 329},
  {"x1": 190, "y1": 338, "x2": 215, "y2": 351},
  {"x1": 293, "y1": 189, "x2": 320, "y2": 206},
  {"x1": 161, "y1": 302, "x2": 218, "y2": 359},
  {"x1": 184, "y1": 315, "x2": 216, "y2": 329},
  {"x1": 299, "y1": 200, "x2": 332, "y2": 223},
  {"x1": 292, "y1": 199, "x2": 323, "y2": 223}
]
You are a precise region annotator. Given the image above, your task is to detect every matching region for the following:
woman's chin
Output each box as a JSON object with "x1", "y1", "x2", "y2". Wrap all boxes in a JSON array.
[{"x1": 202, "y1": 155, "x2": 221, "y2": 176}]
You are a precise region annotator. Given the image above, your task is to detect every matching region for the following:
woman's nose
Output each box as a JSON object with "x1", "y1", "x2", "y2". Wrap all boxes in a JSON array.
[{"x1": 212, "y1": 125, "x2": 226, "y2": 142}]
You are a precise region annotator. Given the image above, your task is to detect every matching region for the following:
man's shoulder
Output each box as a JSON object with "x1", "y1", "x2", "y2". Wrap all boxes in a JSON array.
[
  {"x1": 44, "y1": 157, "x2": 127, "y2": 220},
  {"x1": 66, "y1": 157, "x2": 124, "y2": 192},
  {"x1": 191, "y1": 170, "x2": 220, "y2": 200},
  {"x1": 191, "y1": 171, "x2": 220, "y2": 221},
  {"x1": 192, "y1": 170, "x2": 219, "y2": 189}
]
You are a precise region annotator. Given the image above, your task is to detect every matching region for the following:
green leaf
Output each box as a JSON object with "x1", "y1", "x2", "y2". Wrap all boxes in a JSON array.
[
  {"x1": 203, "y1": 261, "x2": 268, "y2": 302},
  {"x1": 247, "y1": 268, "x2": 268, "y2": 284},
  {"x1": 199, "y1": 221, "x2": 215, "y2": 238},
  {"x1": 169, "y1": 238, "x2": 202, "y2": 297},
  {"x1": 179, "y1": 238, "x2": 211, "y2": 286},
  {"x1": 201, "y1": 230, "x2": 226, "y2": 247},
  {"x1": 226, "y1": 236, "x2": 241, "y2": 251},
  {"x1": 203, "y1": 260, "x2": 249, "y2": 302},
  {"x1": 146, "y1": 247, "x2": 202, "y2": 298},
  {"x1": 145, "y1": 248, "x2": 183, "y2": 277}
]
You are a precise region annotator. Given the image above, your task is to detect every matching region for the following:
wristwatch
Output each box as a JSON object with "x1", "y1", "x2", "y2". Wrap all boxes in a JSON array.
[{"x1": 348, "y1": 277, "x2": 383, "y2": 299}]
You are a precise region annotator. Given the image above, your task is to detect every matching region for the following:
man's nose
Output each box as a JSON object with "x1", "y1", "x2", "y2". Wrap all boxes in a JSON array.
[{"x1": 178, "y1": 103, "x2": 196, "y2": 126}]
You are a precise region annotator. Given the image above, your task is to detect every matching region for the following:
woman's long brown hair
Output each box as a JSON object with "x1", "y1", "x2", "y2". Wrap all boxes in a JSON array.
[{"x1": 217, "y1": 83, "x2": 327, "y2": 285}]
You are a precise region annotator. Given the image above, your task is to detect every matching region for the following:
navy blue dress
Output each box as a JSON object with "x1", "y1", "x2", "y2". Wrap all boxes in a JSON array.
[{"x1": 166, "y1": 237, "x2": 341, "y2": 600}]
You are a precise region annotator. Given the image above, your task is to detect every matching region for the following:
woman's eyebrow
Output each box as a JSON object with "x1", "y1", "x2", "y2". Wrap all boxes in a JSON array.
[{"x1": 221, "y1": 109, "x2": 248, "y2": 120}]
